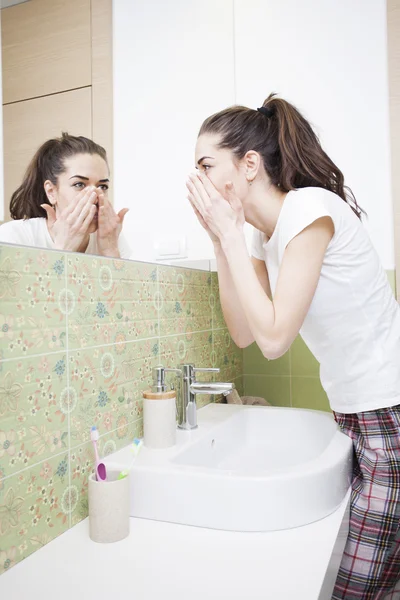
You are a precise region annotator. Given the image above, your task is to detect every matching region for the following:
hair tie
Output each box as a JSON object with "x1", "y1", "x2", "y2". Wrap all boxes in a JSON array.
[{"x1": 257, "y1": 106, "x2": 273, "y2": 118}]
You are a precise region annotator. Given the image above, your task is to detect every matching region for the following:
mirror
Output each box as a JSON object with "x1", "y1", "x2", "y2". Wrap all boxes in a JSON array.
[{"x1": 0, "y1": 0, "x2": 396, "y2": 277}]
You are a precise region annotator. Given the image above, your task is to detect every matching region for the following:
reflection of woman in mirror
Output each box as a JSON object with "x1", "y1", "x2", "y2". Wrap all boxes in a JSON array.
[
  {"x1": 187, "y1": 94, "x2": 400, "y2": 599},
  {"x1": 0, "y1": 133, "x2": 130, "y2": 258}
]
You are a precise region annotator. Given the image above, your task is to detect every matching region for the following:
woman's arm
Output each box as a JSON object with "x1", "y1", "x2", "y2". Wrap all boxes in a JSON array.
[
  {"x1": 214, "y1": 239, "x2": 271, "y2": 347},
  {"x1": 220, "y1": 217, "x2": 333, "y2": 358},
  {"x1": 187, "y1": 171, "x2": 333, "y2": 359}
]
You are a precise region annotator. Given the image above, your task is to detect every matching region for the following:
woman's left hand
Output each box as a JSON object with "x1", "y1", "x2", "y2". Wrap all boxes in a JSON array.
[
  {"x1": 187, "y1": 171, "x2": 245, "y2": 244},
  {"x1": 96, "y1": 192, "x2": 129, "y2": 258}
]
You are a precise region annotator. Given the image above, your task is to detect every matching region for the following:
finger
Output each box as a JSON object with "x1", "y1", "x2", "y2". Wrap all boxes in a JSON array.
[
  {"x1": 188, "y1": 172, "x2": 212, "y2": 208},
  {"x1": 69, "y1": 186, "x2": 97, "y2": 222},
  {"x1": 225, "y1": 181, "x2": 241, "y2": 211},
  {"x1": 117, "y1": 208, "x2": 129, "y2": 224},
  {"x1": 41, "y1": 204, "x2": 57, "y2": 227},
  {"x1": 187, "y1": 194, "x2": 207, "y2": 227},
  {"x1": 196, "y1": 171, "x2": 220, "y2": 199},
  {"x1": 186, "y1": 179, "x2": 206, "y2": 215},
  {"x1": 70, "y1": 190, "x2": 97, "y2": 228},
  {"x1": 82, "y1": 204, "x2": 97, "y2": 230}
]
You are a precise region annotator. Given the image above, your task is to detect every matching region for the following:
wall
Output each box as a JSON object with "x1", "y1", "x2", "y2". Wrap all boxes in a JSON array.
[
  {"x1": 113, "y1": 0, "x2": 394, "y2": 269},
  {"x1": 235, "y1": 0, "x2": 394, "y2": 270},
  {"x1": 387, "y1": 0, "x2": 400, "y2": 298},
  {"x1": 112, "y1": 0, "x2": 237, "y2": 262},
  {"x1": 0, "y1": 242, "x2": 243, "y2": 574},
  {"x1": 0, "y1": 7, "x2": 3, "y2": 222}
]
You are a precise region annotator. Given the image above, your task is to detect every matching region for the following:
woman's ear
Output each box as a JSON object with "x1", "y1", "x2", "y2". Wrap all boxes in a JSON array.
[
  {"x1": 243, "y1": 150, "x2": 262, "y2": 184},
  {"x1": 44, "y1": 180, "x2": 57, "y2": 205}
]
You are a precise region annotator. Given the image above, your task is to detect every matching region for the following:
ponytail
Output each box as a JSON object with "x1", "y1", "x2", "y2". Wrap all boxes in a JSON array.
[
  {"x1": 199, "y1": 93, "x2": 363, "y2": 219},
  {"x1": 10, "y1": 133, "x2": 107, "y2": 220}
]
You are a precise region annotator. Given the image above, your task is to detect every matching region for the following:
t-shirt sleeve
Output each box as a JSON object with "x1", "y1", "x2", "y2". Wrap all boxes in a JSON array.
[
  {"x1": 0, "y1": 220, "x2": 34, "y2": 245},
  {"x1": 251, "y1": 227, "x2": 265, "y2": 260},
  {"x1": 278, "y1": 193, "x2": 332, "y2": 257},
  {"x1": 118, "y1": 231, "x2": 132, "y2": 260}
]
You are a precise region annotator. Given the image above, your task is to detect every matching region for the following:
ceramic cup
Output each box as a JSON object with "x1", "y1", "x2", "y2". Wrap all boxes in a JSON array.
[{"x1": 88, "y1": 469, "x2": 130, "y2": 543}]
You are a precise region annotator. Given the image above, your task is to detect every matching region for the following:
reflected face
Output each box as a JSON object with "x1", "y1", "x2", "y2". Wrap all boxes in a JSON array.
[
  {"x1": 195, "y1": 133, "x2": 249, "y2": 200},
  {"x1": 45, "y1": 153, "x2": 110, "y2": 233}
]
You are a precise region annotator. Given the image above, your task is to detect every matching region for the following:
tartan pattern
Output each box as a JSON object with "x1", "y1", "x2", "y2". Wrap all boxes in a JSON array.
[{"x1": 332, "y1": 406, "x2": 400, "y2": 600}]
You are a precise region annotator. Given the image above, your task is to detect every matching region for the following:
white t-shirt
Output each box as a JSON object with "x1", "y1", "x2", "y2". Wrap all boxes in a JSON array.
[
  {"x1": 252, "y1": 187, "x2": 400, "y2": 414},
  {"x1": 0, "y1": 217, "x2": 132, "y2": 259}
]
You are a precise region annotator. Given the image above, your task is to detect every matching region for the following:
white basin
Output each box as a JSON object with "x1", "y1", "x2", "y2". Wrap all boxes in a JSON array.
[{"x1": 106, "y1": 404, "x2": 353, "y2": 532}]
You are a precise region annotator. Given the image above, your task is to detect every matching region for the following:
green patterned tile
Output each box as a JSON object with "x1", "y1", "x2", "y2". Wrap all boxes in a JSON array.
[
  {"x1": 211, "y1": 272, "x2": 226, "y2": 330},
  {"x1": 291, "y1": 377, "x2": 331, "y2": 412},
  {"x1": 158, "y1": 266, "x2": 212, "y2": 336},
  {"x1": 159, "y1": 330, "x2": 213, "y2": 372},
  {"x1": 0, "y1": 245, "x2": 66, "y2": 360},
  {"x1": 290, "y1": 336, "x2": 319, "y2": 377},
  {"x1": 243, "y1": 342, "x2": 289, "y2": 376},
  {"x1": 66, "y1": 254, "x2": 158, "y2": 350},
  {"x1": 68, "y1": 340, "x2": 157, "y2": 448},
  {"x1": 243, "y1": 375, "x2": 290, "y2": 407},
  {"x1": 213, "y1": 328, "x2": 243, "y2": 382},
  {"x1": 386, "y1": 269, "x2": 396, "y2": 296},
  {"x1": 0, "y1": 452, "x2": 70, "y2": 575},
  {"x1": 0, "y1": 353, "x2": 68, "y2": 479}
]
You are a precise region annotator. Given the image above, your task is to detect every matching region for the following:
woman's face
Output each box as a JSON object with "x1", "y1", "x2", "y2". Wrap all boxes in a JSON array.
[
  {"x1": 45, "y1": 153, "x2": 110, "y2": 233},
  {"x1": 194, "y1": 133, "x2": 250, "y2": 201}
]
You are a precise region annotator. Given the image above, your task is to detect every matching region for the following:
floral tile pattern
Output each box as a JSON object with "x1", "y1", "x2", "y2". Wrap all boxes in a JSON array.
[
  {"x1": 0, "y1": 452, "x2": 70, "y2": 575},
  {"x1": 158, "y1": 265, "x2": 212, "y2": 336},
  {"x1": 213, "y1": 328, "x2": 243, "y2": 383},
  {"x1": 0, "y1": 246, "x2": 66, "y2": 360},
  {"x1": 68, "y1": 340, "x2": 157, "y2": 448},
  {"x1": 0, "y1": 242, "x2": 244, "y2": 575},
  {"x1": 66, "y1": 254, "x2": 159, "y2": 350},
  {"x1": 0, "y1": 352, "x2": 68, "y2": 480}
]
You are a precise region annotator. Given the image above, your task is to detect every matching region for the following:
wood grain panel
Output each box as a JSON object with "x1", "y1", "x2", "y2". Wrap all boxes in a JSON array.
[
  {"x1": 2, "y1": 0, "x2": 91, "y2": 103},
  {"x1": 3, "y1": 87, "x2": 92, "y2": 221},
  {"x1": 91, "y1": 0, "x2": 113, "y2": 201}
]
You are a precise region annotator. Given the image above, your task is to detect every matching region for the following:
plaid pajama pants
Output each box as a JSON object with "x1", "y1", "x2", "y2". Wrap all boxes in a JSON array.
[{"x1": 332, "y1": 405, "x2": 400, "y2": 600}]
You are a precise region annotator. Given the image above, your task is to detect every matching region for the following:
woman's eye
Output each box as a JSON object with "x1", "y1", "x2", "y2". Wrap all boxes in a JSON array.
[
  {"x1": 73, "y1": 182, "x2": 85, "y2": 189},
  {"x1": 99, "y1": 184, "x2": 109, "y2": 191},
  {"x1": 202, "y1": 165, "x2": 211, "y2": 171}
]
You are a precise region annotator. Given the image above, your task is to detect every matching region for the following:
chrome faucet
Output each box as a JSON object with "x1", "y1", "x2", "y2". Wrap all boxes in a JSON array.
[{"x1": 178, "y1": 364, "x2": 235, "y2": 430}]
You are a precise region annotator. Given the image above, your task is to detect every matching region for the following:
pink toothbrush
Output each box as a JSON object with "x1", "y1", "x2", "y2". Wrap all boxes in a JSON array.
[{"x1": 90, "y1": 426, "x2": 107, "y2": 481}]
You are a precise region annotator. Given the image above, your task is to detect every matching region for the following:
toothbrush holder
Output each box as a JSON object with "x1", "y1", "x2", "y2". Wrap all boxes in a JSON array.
[{"x1": 88, "y1": 468, "x2": 130, "y2": 543}]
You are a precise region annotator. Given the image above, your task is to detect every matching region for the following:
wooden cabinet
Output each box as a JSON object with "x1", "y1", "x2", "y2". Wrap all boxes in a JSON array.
[
  {"x1": 1, "y1": 0, "x2": 91, "y2": 104},
  {"x1": 3, "y1": 87, "x2": 92, "y2": 220}
]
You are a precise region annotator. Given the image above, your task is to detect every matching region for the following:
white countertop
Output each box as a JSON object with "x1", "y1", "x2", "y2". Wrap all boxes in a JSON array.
[{"x1": 0, "y1": 491, "x2": 350, "y2": 600}]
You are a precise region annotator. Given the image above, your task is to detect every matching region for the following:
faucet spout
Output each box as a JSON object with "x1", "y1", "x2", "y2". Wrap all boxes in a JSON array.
[
  {"x1": 189, "y1": 382, "x2": 234, "y2": 396},
  {"x1": 178, "y1": 364, "x2": 235, "y2": 430}
]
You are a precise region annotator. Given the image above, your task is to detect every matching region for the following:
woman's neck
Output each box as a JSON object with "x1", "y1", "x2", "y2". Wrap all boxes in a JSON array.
[{"x1": 244, "y1": 182, "x2": 287, "y2": 239}]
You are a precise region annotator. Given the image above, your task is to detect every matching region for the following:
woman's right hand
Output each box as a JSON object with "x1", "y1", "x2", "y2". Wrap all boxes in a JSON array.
[
  {"x1": 186, "y1": 181, "x2": 220, "y2": 244},
  {"x1": 41, "y1": 186, "x2": 98, "y2": 252}
]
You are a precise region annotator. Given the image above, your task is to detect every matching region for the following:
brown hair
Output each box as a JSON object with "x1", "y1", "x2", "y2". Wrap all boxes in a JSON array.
[
  {"x1": 10, "y1": 132, "x2": 108, "y2": 220},
  {"x1": 199, "y1": 93, "x2": 363, "y2": 219}
]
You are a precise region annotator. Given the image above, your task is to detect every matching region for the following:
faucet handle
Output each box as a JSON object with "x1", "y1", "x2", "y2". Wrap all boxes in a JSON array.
[{"x1": 193, "y1": 367, "x2": 220, "y2": 373}]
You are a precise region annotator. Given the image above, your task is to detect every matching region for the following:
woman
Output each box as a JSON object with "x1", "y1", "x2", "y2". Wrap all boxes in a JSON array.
[
  {"x1": 187, "y1": 94, "x2": 400, "y2": 599},
  {"x1": 0, "y1": 133, "x2": 130, "y2": 258}
]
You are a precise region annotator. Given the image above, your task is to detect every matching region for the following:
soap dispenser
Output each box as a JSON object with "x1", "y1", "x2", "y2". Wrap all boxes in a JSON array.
[{"x1": 143, "y1": 366, "x2": 181, "y2": 449}]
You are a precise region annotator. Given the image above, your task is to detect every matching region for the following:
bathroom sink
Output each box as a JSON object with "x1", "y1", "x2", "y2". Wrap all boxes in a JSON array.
[{"x1": 106, "y1": 404, "x2": 353, "y2": 532}]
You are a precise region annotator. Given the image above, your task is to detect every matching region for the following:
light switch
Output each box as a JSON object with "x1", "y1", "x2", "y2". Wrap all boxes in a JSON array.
[{"x1": 154, "y1": 236, "x2": 187, "y2": 260}]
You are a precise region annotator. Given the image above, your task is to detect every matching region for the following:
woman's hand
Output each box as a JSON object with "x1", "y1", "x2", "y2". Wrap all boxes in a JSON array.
[
  {"x1": 41, "y1": 186, "x2": 98, "y2": 252},
  {"x1": 96, "y1": 192, "x2": 129, "y2": 258},
  {"x1": 186, "y1": 171, "x2": 245, "y2": 245}
]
